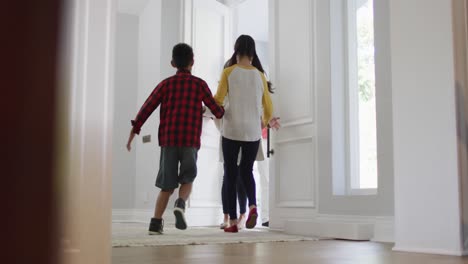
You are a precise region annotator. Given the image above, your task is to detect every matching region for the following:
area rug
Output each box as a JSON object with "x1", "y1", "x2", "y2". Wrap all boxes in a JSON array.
[{"x1": 112, "y1": 222, "x2": 318, "y2": 247}]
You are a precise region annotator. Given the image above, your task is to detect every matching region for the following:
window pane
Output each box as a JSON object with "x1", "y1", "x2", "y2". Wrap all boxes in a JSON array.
[{"x1": 356, "y1": 0, "x2": 377, "y2": 189}]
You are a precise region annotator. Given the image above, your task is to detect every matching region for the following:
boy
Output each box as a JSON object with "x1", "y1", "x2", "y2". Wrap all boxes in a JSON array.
[{"x1": 126, "y1": 43, "x2": 224, "y2": 234}]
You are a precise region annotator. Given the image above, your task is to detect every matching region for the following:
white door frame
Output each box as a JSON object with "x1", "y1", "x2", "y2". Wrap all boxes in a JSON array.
[
  {"x1": 452, "y1": 0, "x2": 468, "y2": 252},
  {"x1": 60, "y1": 0, "x2": 116, "y2": 263}
]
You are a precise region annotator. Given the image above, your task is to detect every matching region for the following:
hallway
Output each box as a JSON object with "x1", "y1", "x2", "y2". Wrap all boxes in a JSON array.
[{"x1": 112, "y1": 240, "x2": 468, "y2": 264}]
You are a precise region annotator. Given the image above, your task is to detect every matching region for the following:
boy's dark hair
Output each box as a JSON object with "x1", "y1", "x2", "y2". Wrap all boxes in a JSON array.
[{"x1": 172, "y1": 43, "x2": 194, "y2": 69}]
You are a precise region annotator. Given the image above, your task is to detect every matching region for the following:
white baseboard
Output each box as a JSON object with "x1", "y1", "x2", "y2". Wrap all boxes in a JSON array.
[
  {"x1": 112, "y1": 207, "x2": 222, "y2": 226},
  {"x1": 393, "y1": 245, "x2": 466, "y2": 256},
  {"x1": 132, "y1": 209, "x2": 158, "y2": 223},
  {"x1": 185, "y1": 207, "x2": 223, "y2": 226},
  {"x1": 285, "y1": 219, "x2": 373, "y2": 240},
  {"x1": 112, "y1": 209, "x2": 136, "y2": 222},
  {"x1": 112, "y1": 209, "x2": 168, "y2": 224},
  {"x1": 285, "y1": 215, "x2": 394, "y2": 241},
  {"x1": 372, "y1": 217, "x2": 394, "y2": 243}
]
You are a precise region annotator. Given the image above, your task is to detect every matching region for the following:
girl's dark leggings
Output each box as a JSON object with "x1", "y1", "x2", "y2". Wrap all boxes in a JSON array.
[
  {"x1": 222, "y1": 137, "x2": 259, "y2": 220},
  {"x1": 221, "y1": 163, "x2": 247, "y2": 215}
]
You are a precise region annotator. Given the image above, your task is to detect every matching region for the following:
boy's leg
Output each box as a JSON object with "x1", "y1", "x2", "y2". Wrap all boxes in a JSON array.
[
  {"x1": 178, "y1": 182, "x2": 192, "y2": 201},
  {"x1": 173, "y1": 184, "x2": 191, "y2": 230},
  {"x1": 149, "y1": 189, "x2": 173, "y2": 235},
  {"x1": 150, "y1": 147, "x2": 179, "y2": 234},
  {"x1": 154, "y1": 189, "x2": 174, "y2": 219},
  {"x1": 174, "y1": 147, "x2": 198, "y2": 230}
]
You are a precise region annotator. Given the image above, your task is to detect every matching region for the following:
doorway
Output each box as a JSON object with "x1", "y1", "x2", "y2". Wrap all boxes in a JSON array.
[{"x1": 111, "y1": 0, "x2": 272, "y2": 232}]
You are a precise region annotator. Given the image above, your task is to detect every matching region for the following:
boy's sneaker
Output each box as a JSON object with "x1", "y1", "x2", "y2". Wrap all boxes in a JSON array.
[
  {"x1": 173, "y1": 198, "x2": 187, "y2": 230},
  {"x1": 148, "y1": 218, "x2": 164, "y2": 235}
]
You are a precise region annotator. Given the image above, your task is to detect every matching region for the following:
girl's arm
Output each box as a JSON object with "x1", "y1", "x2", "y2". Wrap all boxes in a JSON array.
[
  {"x1": 261, "y1": 74, "x2": 273, "y2": 127},
  {"x1": 214, "y1": 70, "x2": 229, "y2": 106}
]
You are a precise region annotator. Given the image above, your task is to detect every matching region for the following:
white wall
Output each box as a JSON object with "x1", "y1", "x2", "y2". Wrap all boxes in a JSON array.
[
  {"x1": 231, "y1": 0, "x2": 270, "y2": 81},
  {"x1": 135, "y1": 0, "x2": 162, "y2": 210},
  {"x1": 255, "y1": 40, "x2": 269, "y2": 76},
  {"x1": 112, "y1": 13, "x2": 139, "y2": 209},
  {"x1": 233, "y1": 0, "x2": 269, "y2": 71},
  {"x1": 233, "y1": 0, "x2": 268, "y2": 42},
  {"x1": 390, "y1": 0, "x2": 463, "y2": 255},
  {"x1": 112, "y1": 0, "x2": 183, "y2": 221},
  {"x1": 133, "y1": 0, "x2": 182, "y2": 213},
  {"x1": 160, "y1": 0, "x2": 182, "y2": 78},
  {"x1": 118, "y1": 0, "x2": 150, "y2": 15}
]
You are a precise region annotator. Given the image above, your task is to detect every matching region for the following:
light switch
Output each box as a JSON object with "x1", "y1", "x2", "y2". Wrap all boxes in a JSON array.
[{"x1": 142, "y1": 135, "x2": 151, "y2": 143}]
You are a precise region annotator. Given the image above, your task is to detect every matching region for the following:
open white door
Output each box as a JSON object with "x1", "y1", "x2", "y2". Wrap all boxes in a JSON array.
[
  {"x1": 267, "y1": 0, "x2": 319, "y2": 229},
  {"x1": 269, "y1": 0, "x2": 394, "y2": 242},
  {"x1": 182, "y1": 0, "x2": 231, "y2": 226}
]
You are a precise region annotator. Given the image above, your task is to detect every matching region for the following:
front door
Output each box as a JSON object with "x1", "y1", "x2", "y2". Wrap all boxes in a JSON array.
[
  {"x1": 267, "y1": 0, "x2": 318, "y2": 229},
  {"x1": 269, "y1": 0, "x2": 394, "y2": 241}
]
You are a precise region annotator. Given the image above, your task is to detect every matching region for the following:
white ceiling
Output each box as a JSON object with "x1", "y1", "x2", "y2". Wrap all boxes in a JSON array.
[{"x1": 118, "y1": 0, "x2": 150, "y2": 15}]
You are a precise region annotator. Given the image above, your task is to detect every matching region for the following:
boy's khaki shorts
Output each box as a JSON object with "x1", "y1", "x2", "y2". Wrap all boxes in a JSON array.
[{"x1": 155, "y1": 146, "x2": 198, "y2": 190}]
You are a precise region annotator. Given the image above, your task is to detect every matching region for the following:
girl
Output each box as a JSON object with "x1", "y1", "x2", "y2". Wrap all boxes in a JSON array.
[
  {"x1": 217, "y1": 122, "x2": 266, "y2": 230},
  {"x1": 214, "y1": 35, "x2": 275, "y2": 233}
]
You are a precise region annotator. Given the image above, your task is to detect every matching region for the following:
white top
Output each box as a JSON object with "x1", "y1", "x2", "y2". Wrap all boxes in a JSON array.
[
  {"x1": 214, "y1": 64, "x2": 273, "y2": 142},
  {"x1": 213, "y1": 117, "x2": 265, "y2": 162}
]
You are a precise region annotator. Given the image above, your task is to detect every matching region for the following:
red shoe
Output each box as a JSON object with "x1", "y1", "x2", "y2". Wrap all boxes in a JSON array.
[
  {"x1": 224, "y1": 225, "x2": 239, "y2": 233},
  {"x1": 246, "y1": 207, "x2": 258, "y2": 229}
]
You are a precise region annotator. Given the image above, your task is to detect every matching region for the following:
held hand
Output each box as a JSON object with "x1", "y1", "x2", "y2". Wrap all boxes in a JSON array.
[{"x1": 268, "y1": 117, "x2": 281, "y2": 130}]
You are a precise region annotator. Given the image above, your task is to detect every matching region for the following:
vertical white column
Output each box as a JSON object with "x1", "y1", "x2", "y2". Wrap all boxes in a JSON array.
[
  {"x1": 390, "y1": 0, "x2": 463, "y2": 255},
  {"x1": 451, "y1": 0, "x2": 468, "y2": 253},
  {"x1": 61, "y1": 0, "x2": 116, "y2": 263}
]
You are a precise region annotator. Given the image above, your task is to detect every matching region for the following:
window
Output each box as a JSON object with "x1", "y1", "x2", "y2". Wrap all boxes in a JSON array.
[
  {"x1": 349, "y1": 0, "x2": 377, "y2": 191},
  {"x1": 331, "y1": 0, "x2": 378, "y2": 195}
]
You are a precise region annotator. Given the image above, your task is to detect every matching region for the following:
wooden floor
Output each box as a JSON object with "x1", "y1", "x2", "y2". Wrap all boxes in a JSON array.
[{"x1": 113, "y1": 240, "x2": 468, "y2": 264}]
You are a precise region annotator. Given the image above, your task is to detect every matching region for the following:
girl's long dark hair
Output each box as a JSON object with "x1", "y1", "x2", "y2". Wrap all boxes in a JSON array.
[{"x1": 225, "y1": 35, "x2": 274, "y2": 93}]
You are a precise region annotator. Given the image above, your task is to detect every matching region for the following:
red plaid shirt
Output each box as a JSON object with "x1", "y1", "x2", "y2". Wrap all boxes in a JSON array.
[{"x1": 131, "y1": 69, "x2": 224, "y2": 148}]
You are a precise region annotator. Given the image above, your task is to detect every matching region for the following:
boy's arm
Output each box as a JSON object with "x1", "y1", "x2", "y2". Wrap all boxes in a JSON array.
[
  {"x1": 126, "y1": 128, "x2": 136, "y2": 151},
  {"x1": 127, "y1": 83, "x2": 163, "y2": 151},
  {"x1": 131, "y1": 83, "x2": 164, "y2": 135},
  {"x1": 202, "y1": 81, "x2": 224, "y2": 119}
]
